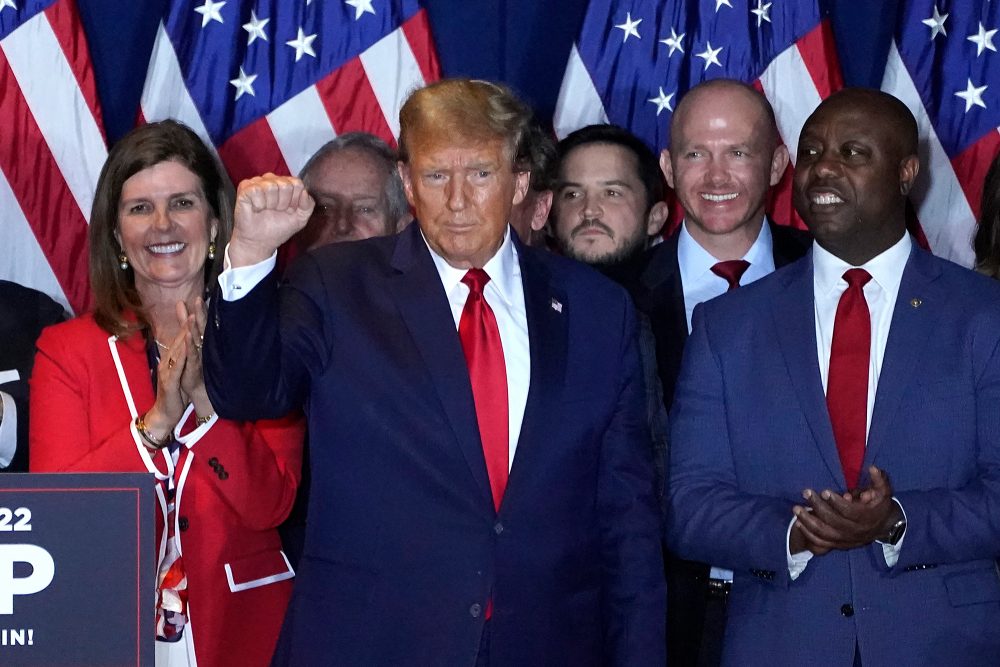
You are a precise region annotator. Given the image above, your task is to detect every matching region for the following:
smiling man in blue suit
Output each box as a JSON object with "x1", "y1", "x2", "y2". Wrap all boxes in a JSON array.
[
  {"x1": 204, "y1": 79, "x2": 665, "y2": 666},
  {"x1": 667, "y1": 88, "x2": 1000, "y2": 666}
]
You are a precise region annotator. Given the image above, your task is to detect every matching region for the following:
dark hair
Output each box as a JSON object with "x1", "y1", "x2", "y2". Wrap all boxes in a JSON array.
[
  {"x1": 515, "y1": 117, "x2": 557, "y2": 193},
  {"x1": 975, "y1": 151, "x2": 1000, "y2": 279},
  {"x1": 89, "y1": 120, "x2": 233, "y2": 337},
  {"x1": 556, "y1": 124, "x2": 665, "y2": 212}
]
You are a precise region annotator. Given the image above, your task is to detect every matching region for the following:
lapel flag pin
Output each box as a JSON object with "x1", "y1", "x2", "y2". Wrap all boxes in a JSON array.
[
  {"x1": 550, "y1": 298, "x2": 563, "y2": 313},
  {"x1": 910, "y1": 298, "x2": 922, "y2": 308}
]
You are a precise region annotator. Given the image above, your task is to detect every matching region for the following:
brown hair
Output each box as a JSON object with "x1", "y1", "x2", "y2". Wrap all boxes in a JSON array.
[
  {"x1": 975, "y1": 151, "x2": 1000, "y2": 279},
  {"x1": 398, "y1": 79, "x2": 532, "y2": 166},
  {"x1": 89, "y1": 120, "x2": 233, "y2": 336}
]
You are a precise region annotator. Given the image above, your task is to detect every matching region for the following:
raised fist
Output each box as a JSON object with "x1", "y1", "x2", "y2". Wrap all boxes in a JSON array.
[{"x1": 230, "y1": 174, "x2": 315, "y2": 267}]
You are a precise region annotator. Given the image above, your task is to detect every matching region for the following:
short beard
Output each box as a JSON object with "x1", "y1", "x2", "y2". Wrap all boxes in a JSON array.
[{"x1": 561, "y1": 220, "x2": 648, "y2": 272}]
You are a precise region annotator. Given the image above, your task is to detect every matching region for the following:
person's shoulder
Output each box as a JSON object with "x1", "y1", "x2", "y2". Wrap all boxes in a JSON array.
[
  {"x1": 37, "y1": 313, "x2": 105, "y2": 348},
  {"x1": 0, "y1": 280, "x2": 66, "y2": 326},
  {"x1": 525, "y1": 245, "x2": 631, "y2": 306},
  {"x1": 923, "y1": 250, "x2": 1000, "y2": 307}
]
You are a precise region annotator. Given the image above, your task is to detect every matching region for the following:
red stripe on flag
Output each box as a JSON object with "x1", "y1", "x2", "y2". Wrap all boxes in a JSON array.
[
  {"x1": 44, "y1": 0, "x2": 106, "y2": 141},
  {"x1": 401, "y1": 9, "x2": 441, "y2": 85},
  {"x1": 0, "y1": 51, "x2": 91, "y2": 313},
  {"x1": 217, "y1": 116, "x2": 290, "y2": 185},
  {"x1": 314, "y1": 58, "x2": 396, "y2": 147},
  {"x1": 796, "y1": 20, "x2": 843, "y2": 100},
  {"x1": 951, "y1": 130, "x2": 1000, "y2": 219}
]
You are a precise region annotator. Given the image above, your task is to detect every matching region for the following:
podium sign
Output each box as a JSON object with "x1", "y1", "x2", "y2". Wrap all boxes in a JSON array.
[{"x1": 0, "y1": 473, "x2": 154, "y2": 666}]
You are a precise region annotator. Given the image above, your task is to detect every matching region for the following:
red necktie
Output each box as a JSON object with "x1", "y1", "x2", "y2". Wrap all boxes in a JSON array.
[
  {"x1": 711, "y1": 260, "x2": 751, "y2": 291},
  {"x1": 459, "y1": 269, "x2": 509, "y2": 511},
  {"x1": 826, "y1": 268, "x2": 872, "y2": 490}
]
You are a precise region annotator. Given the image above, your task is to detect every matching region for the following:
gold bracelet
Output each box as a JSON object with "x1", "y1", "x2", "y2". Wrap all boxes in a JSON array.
[
  {"x1": 135, "y1": 414, "x2": 171, "y2": 449},
  {"x1": 196, "y1": 413, "x2": 215, "y2": 426}
]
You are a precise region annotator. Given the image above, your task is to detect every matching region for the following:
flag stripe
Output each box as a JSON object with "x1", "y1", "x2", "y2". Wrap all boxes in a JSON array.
[
  {"x1": 0, "y1": 49, "x2": 90, "y2": 313},
  {"x1": 794, "y1": 21, "x2": 843, "y2": 101},
  {"x1": 401, "y1": 10, "x2": 440, "y2": 86},
  {"x1": 758, "y1": 44, "x2": 824, "y2": 167},
  {"x1": 951, "y1": 129, "x2": 1000, "y2": 221},
  {"x1": 359, "y1": 25, "x2": 428, "y2": 140},
  {"x1": 267, "y1": 85, "x2": 338, "y2": 178},
  {"x1": 217, "y1": 117, "x2": 290, "y2": 186},
  {"x1": 316, "y1": 57, "x2": 395, "y2": 146},
  {"x1": 553, "y1": 44, "x2": 609, "y2": 139},
  {"x1": 43, "y1": 0, "x2": 105, "y2": 138}
]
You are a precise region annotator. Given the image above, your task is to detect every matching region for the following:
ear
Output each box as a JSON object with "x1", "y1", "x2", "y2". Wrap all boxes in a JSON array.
[
  {"x1": 899, "y1": 155, "x2": 920, "y2": 195},
  {"x1": 209, "y1": 219, "x2": 219, "y2": 242},
  {"x1": 769, "y1": 144, "x2": 790, "y2": 187},
  {"x1": 530, "y1": 190, "x2": 554, "y2": 231},
  {"x1": 646, "y1": 201, "x2": 670, "y2": 238},
  {"x1": 398, "y1": 161, "x2": 416, "y2": 207},
  {"x1": 659, "y1": 149, "x2": 675, "y2": 189},
  {"x1": 511, "y1": 169, "x2": 530, "y2": 207}
]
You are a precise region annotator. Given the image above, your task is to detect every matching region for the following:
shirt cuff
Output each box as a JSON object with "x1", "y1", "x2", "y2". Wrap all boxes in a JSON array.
[
  {"x1": 218, "y1": 243, "x2": 277, "y2": 301},
  {"x1": 0, "y1": 390, "x2": 17, "y2": 469},
  {"x1": 787, "y1": 515, "x2": 813, "y2": 580},
  {"x1": 876, "y1": 497, "x2": 907, "y2": 567}
]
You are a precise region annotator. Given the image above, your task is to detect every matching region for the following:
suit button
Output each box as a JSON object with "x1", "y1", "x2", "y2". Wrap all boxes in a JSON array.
[
  {"x1": 841, "y1": 604, "x2": 854, "y2": 617},
  {"x1": 219, "y1": 470, "x2": 229, "y2": 480},
  {"x1": 469, "y1": 603, "x2": 482, "y2": 618},
  {"x1": 208, "y1": 457, "x2": 219, "y2": 467},
  {"x1": 493, "y1": 522, "x2": 504, "y2": 535},
  {"x1": 178, "y1": 516, "x2": 189, "y2": 532}
]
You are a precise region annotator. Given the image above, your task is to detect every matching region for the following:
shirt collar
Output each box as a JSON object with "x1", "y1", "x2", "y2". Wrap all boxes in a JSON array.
[
  {"x1": 812, "y1": 232, "x2": 912, "y2": 296},
  {"x1": 423, "y1": 225, "x2": 519, "y2": 306},
  {"x1": 677, "y1": 217, "x2": 773, "y2": 277}
]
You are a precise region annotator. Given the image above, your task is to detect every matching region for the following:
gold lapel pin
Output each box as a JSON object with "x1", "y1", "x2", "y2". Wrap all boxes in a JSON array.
[{"x1": 910, "y1": 298, "x2": 922, "y2": 308}]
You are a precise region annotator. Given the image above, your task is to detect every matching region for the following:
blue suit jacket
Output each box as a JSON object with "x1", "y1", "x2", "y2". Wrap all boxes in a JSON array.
[
  {"x1": 667, "y1": 244, "x2": 1000, "y2": 666},
  {"x1": 204, "y1": 224, "x2": 665, "y2": 666}
]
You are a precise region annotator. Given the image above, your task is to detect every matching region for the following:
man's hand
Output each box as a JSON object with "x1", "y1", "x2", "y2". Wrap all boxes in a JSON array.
[
  {"x1": 229, "y1": 174, "x2": 315, "y2": 268},
  {"x1": 790, "y1": 466, "x2": 901, "y2": 555}
]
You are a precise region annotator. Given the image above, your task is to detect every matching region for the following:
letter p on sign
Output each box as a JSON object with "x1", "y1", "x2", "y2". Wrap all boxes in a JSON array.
[{"x1": 0, "y1": 545, "x2": 55, "y2": 614}]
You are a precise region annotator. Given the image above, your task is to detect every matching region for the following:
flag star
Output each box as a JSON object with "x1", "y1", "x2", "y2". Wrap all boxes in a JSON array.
[
  {"x1": 921, "y1": 5, "x2": 948, "y2": 41},
  {"x1": 194, "y1": 0, "x2": 225, "y2": 28},
  {"x1": 659, "y1": 27, "x2": 685, "y2": 57},
  {"x1": 648, "y1": 87, "x2": 675, "y2": 116},
  {"x1": 967, "y1": 22, "x2": 998, "y2": 57},
  {"x1": 344, "y1": 0, "x2": 376, "y2": 20},
  {"x1": 286, "y1": 27, "x2": 318, "y2": 62},
  {"x1": 0, "y1": 0, "x2": 16, "y2": 12},
  {"x1": 695, "y1": 41, "x2": 723, "y2": 71},
  {"x1": 242, "y1": 10, "x2": 269, "y2": 45},
  {"x1": 751, "y1": 0, "x2": 772, "y2": 28},
  {"x1": 229, "y1": 67, "x2": 258, "y2": 100},
  {"x1": 614, "y1": 12, "x2": 642, "y2": 43},
  {"x1": 715, "y1": 0, "x2": 733, "y2": 10},
  {"x1": 955, "y1": 78, "x2": 988, "y2": 112}
]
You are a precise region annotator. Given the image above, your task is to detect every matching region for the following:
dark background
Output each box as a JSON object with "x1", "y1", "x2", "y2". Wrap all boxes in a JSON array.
[{"x1": 76, "y1": 0, "x2": 896, "y2": 144}]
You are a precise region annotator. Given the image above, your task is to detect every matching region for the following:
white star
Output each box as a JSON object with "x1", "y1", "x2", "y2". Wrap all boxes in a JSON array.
[
  {"x1": 921, "y1": 5, "x2": 948, "y2": 41},
  {"x1": 648, "y1": 87, "x2": 675, "y2": 116},
  {"x1": 614, "y1": 12, "x2": 642, "y2": 43},
  {"x1": 695, "y1": 41, "x2": 723, "y2": 71},
  {"x1": 229, "y1": 67, "x2": 258, "y2": 100},
  {"x1": 242, "y1": 10, "x2": 269, "y2": 45},
  {"x1": 0, "y1": 0, "x2": 16, "y2": 12},
  {"x1": 286, "y1": 27, "x2": 318, "y2": 62},
  {"x1": 751, "y1": 0, "x2": 772, "y2": 28},
  {"x1": 715, "y1": 0, "x2": 733, "y2": 10},
  {"x1": 967, "y1": 22, "x2": 998, "y2": 57},
  {"x1": 659, "y1": 27, "x2": 685, "y2": 57},
  {"x1": 955, "y1": 78, "x2": 988, "y2": 112},
  {"x1": 344, "y1": 0, "x2": 375, "y2": 20},
  {"x1": 194, "y1": 0, "x2": 225, "y2": 28}
]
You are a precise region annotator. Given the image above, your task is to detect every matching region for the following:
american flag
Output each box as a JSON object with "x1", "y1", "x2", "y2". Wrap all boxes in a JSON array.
[
  {"x1": 881, "y1": 0, "x2": 1000, "y2": 267},
  {"x1": 140, "y1": 0, "x2": 440, "y2": 188},
  {"x1": 553, "y1": 0, "x2": 842, "y2": 232},
  {"x1": 0, "y1": 0, "x2": 106, "y2": 315}
]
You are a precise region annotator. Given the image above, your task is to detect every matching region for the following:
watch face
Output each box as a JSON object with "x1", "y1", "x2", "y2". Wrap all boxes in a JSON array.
[{"x1": 887, "y1": 519, "x2": 907, "y2": 545}]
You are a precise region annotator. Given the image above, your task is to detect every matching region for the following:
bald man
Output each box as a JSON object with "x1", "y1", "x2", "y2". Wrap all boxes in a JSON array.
[
  {"x1": 667, "y1": 88, "x2": 1000, "y2": 666},
  {"x1": 632, "y1": 79, "x2": 810, "y2": 666}
]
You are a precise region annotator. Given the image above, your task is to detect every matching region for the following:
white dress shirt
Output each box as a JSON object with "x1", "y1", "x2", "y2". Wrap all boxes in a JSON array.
[
  {"x1": 677, "y1": 219, "x2": 776, "y2": 331},
  {"x1": 218, "y1": 228, "x2": 531, "y2": 470},
  {"x1": 0, "y1": 381, "x2": 17, "y2": 469},
  {"x1": 787, "y1": 233, "x2": 911, "y2": 579}
]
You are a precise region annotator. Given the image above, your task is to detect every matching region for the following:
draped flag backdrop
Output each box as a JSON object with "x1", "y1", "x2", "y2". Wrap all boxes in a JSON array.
[{"x1": 1, "y1": 0, "x2": 998, "y2": 315}]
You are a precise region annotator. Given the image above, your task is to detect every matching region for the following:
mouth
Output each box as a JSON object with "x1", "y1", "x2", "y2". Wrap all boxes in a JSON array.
[
  {"x1": 147, "y1": 242, "x2": 186, "y2": 255},
  {"x1": 808, "y1": 191, "x2": 845, "y2": 206},
  {"x1": 571, "y1": 221, "x2": 613, "y2": 239},
  {"x1": 700, "y1": 192, "x2": 738, "y2": 203}
]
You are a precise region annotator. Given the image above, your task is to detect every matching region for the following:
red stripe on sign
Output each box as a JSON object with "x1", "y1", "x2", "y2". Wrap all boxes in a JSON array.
[
  {"x1": 401, "y1": 9, "x2": 442, "y2": 85},
  {"x1": 0, "y1": 50, "x2": 91, "y2": 313},
  {"x1": 951, "y1": 130, "x2": 1000, "y2": 219},
  {"x1": 315, "y1": 59, "x2": 396, "y2": 147},
  {"x1": 796, "y1": 20, "x2": 843, "y2": 100},
  {"x1": 218, "y1": 116, "x2": 290, "y2": 186},
  {"x1": 44, "y1": 0, "x2": 106, "y2": 141}
]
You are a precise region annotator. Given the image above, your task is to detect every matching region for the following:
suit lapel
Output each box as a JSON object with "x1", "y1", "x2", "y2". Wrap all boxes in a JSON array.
[
  {"x1": 770, "y1": 256, "x2": 845, "y2": 486},
  {"x1": 502, "y1": 243, "x2": 568, "y2": 513},
  {"x1": 388, "y1": 225, "x2": 494, "y2": 510},
  {"x1": 637, "y1": 233, "x2": 688, "y2": 407},
  {"x1": 864, "y1": 248, "x2": 943, "y2": 471}
]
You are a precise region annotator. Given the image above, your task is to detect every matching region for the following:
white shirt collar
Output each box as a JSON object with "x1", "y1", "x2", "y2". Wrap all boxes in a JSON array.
[
  {"x1": 423, "y1": 226, "x2": 519, "y2": 306},
  {"x1": 812, "y1": 232, "x2": 912, "y2": 297}
]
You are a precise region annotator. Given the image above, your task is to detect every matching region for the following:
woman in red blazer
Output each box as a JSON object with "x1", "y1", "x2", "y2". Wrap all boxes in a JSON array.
[{"x1": 30, "y1": 120, "x2": 303, "y2": 667}]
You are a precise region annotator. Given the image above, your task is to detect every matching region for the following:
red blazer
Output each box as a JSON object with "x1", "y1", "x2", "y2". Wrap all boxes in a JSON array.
[{"x1": 30, "y1": 314, "x2": 304, "y2": 667}]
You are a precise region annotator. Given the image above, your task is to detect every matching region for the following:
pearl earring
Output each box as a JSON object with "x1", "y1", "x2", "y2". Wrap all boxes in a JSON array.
[
  {"x1": 208, "y1": 241, "x2": 216, "y2": 260},
  {"x1": 119, "y1": 253, "x2": 129, "y2": 270}
]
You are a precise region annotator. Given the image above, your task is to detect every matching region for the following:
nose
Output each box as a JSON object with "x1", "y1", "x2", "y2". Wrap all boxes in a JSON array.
[
  {"x1": 152, "y1": 205, "x2": 172, "y2": 231},
  {"x1": 330, "y1": 206, "x2": 353, "y2": 237},
  {"x1": 705, "y1": 157, "x2": 728, "y2": 185},
  {"x1": 811, "y1": 149, "x2": 841, "y2": 179},
  {"x1": 582, "y1": 193, "x2": 601, "y2": 220},
  {"x1": 446, "y1": 175, "x2": 467, "y2": 212}
]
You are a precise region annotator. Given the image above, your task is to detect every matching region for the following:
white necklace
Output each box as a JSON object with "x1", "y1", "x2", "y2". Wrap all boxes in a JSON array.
[{"x1": 154, "y1": 339, "x2": 169, "y2": 352}]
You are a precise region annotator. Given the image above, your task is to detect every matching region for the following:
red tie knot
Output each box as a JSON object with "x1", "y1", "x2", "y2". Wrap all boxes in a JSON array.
[
  {"x1": 843, "y1": 268, "x2": 872, "y2": 289},
  {"x1": 462, "y1": 268, "x2": 491, "y2": 296},
  {"x1": 710, "y1": 259, "x2": 751, "y2": 291}
]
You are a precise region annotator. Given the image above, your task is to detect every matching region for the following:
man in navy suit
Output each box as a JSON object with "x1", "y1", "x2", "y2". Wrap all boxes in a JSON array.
[
  {"x1": 667, "y1": 88, "x2": 1000, "y2": 666},
  {"x1": 204, "y1": 79, "x2": 665, "y2": 666}
]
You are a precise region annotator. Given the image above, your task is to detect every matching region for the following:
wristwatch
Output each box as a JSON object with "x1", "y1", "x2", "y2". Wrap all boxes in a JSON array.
[{"x1": 883, "y1": 514, "x2": 907, "y2": 546}]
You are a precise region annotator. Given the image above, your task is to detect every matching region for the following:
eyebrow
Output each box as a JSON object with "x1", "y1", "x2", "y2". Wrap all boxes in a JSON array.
[
  {"x1": 557, "y1": 179, "x2": 635, "y2": 190},
  {"x1": 119, "y1": 190, "x2": 202, "y2": 205}
]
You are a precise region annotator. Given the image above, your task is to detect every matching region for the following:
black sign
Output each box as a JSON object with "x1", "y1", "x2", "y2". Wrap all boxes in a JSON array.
[{"x1": 0, "y1": 473, "x2": 154, "y2": 666}]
